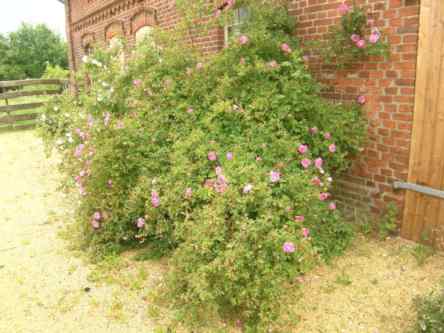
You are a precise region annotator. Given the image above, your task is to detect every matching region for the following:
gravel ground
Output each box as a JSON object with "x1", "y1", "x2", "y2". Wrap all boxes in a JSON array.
[
  {"x1": 1, "y1": 130, "x2": 443, "y2": 333},
  {"x1": 0, "y1": 130, "x2": 163, "y2": 333}
]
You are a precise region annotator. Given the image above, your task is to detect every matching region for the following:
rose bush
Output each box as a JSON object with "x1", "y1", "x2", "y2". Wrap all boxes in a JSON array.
[{"x1": 39, "y1": 1, "x2": 366, "y2": 329}]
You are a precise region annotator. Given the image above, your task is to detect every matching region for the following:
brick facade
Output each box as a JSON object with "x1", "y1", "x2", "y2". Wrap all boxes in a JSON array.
[{"x1": 65, "y1": 0, "x2": 421, "y2": 217}]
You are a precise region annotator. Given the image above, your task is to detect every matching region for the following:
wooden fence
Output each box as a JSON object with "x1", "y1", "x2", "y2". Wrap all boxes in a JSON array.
[{"x1": 0, "y1": 79, "x2": 68, "y2": 131}]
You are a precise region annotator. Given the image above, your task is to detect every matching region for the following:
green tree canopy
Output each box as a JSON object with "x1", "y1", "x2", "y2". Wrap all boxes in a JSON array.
[{"x1": 0, "y1": 23, "x2": 68, "y2": 80}]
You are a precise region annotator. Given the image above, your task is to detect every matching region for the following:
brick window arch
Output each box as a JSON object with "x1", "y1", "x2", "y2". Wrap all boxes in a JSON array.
[
  {"x1": 131, "y1": 9, "x2": 157, "y2": 45},
  {"x1": 104, "y1": 21, "x2": 125, "y2": 47},
  {"x1": 81, "y1": 32, "x2": 95, "y2": 55}
]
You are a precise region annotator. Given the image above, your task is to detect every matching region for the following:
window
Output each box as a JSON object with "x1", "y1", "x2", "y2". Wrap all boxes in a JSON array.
[
  {"x1": 135, "y1": 26, "x2": 153, "y2": 45},
  {"x1": 224, "y1": 7, "x2": 250, "y2": 46}
]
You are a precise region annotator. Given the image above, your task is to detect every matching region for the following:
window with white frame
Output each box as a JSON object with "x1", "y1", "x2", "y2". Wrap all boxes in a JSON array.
[{"x1": 224, "y1": 7, "x2": 250, "y2": 46}]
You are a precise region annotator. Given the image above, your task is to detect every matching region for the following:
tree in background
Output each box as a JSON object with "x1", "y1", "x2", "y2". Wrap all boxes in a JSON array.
[{"x1": 0, "y1": 23, "x2": 68, "y2": 80}]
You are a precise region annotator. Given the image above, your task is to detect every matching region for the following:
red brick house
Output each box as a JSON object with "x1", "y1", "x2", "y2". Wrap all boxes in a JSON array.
[{"x1": 60, "y1": 0, "x2": 444, "y2": 246}]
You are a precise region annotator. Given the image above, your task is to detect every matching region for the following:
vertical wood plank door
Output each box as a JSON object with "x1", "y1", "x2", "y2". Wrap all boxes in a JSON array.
[{"x1": 401, "y1": 0, "x2": 444, "y2": 248}]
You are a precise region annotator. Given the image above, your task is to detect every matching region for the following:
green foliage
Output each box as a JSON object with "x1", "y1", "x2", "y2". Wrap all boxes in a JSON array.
[
  {"x1": 39, "y1": 1, "x2": 366, "y2": 329},
  {"x1": 0, "y1": 23, "x2": 68, "y2": 80},
  {"x1": 412, "y1": 244, "x2": 435, "y2": 267},
  {"x1": 378, "y1": 202, "x2": 398, "y2": 239},
  {"x1": 43, "y1": 64, "x2": 69, "y2": 79},
  {"x1": 311, "y1": 2, "x2": 389, "y2": 68},
  {"x1": 412, "y1": 281, "x2": 444, "y2": 333}
]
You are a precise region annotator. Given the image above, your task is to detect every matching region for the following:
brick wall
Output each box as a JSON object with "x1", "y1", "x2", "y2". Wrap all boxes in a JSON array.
[
  {"x1": 66, "y1": 0, "x2": 421, "y2": 217},
  {"x1": 288, "y1": 0, "x2": 420, "y2": 216}
]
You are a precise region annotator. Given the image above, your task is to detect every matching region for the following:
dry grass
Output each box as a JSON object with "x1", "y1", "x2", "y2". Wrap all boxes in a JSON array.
[{"x1": 1, "y1": 129, "x2": 443, "y2": 333}]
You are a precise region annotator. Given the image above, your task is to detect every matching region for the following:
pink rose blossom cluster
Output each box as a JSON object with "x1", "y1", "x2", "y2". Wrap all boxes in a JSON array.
[{"x1": 270, "y1": 170, "x2": 281, "y2": 183}]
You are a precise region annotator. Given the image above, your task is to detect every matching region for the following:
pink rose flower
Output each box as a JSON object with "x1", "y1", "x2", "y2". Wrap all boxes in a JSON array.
[
  {"x1": 226, "y1": 152, "x2": 233, "y2": 160},
  {"x1": 243, "y1": 184, "x2": 253, "y2": 194},
  {"x1": 338, "y1": 2, "x2": 350, "y2": 15},
  {"x1": 369, "y1": 32, "x2": 380, "y2": 44},
  {"x1": 329, "y1": 202, "x2": 337, "y2": 210},
  {"x1": 215, "y1": 9, "x2": 222, "y2": 17},
  {"x1": 136, "y1": 217, "x2": 145, "y2": 228},
  {"x1": 256, "y1": 156, "x2": 262, "y2": 162},
  {"x1": 187, "y1": 107, "x2": 194, "y2": 113},
  {"x1": 283, "y1": 242, "x2": 296, "y2": 253},
  {"x1": 151, "y1": 191, "x2": 160, "y2": 208},
  {"x1": 312, "y1": 176, "x2": 321, "y2": 186},
  {"x1": 215, "y1": 166, "x2": 223, "y2": 176},
  {"x1": 302, "y1": 228, "x2": 310, "y2": 238},
  {"x1": 315, "y1": 157, "x2": 323, "y2": 169},
  {"x1": 294, "y1": 215, "x2": 305, "y2": 222},
  {"x1": 214, "y1": 175, "x2": 228, "y2": 193},
  {"x1": 356, "y1": 39, "x2": 366, "y2": 48},
  {"x1": 208, "y1": 151, "x2": 217, "y2": 161},
  {"x1": 185, "y1": 187, "x2": 193, "y2": 199},
  {"x1": 107, "y1": 179, "x2": 113, "y2": 188},
  {"x1": 281, "y1": 43, "x2": 292, "y2": 54},
  {"x1": 324, "y1": 132, "x2": 332, "y2": 140},
  {"x1": 239, "y1": 35, "x2": 249, "y2": 45},
  {"x1": 310, "y1": 127, "x2": 318, "y2": 134},
  {"x1": 133, "y1": 79, "x2": 142, "y2": 87},
  {"x1": 270, "y1": 170, "x2": 281, "y2": 183},
  {"x1": 268, "y1": 60, "x2": 279, "y2": 68},
  {"x1": 298, "y1": 144, "x2": 308, "y2": 154},
  {"x1": 93, "y1": 211, "x2": 101, "y2": 221},
  {"x1": 328, "y1": 144, "x2": 337, "y2": 153},
  {"x1": 91, "y1": 219, "x2": 100, "y2": 229},
  {"x1": 351, "y1": 34, "x2": 361, "y2": 43},
  {"x1": 319, "y1": 192, "x2": 330, "y2": 201},
  {"x1": 301, "y1": 158, "x2": 312, "y2": 169},
  {"x1": 357, "y1": 95, "x2": 367, "y2": 105}
]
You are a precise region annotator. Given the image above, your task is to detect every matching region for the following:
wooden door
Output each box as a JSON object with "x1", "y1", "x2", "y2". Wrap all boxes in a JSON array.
[{"x1": 401, "y1": 0, "x2": 444, "y2": 248}]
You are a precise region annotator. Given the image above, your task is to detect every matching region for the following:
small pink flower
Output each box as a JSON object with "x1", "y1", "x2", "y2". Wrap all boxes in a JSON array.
[
  {"x1": 93, "y1": 211, "x2": 101, "y2": 221},
  {"x1": 312, "y1": 176, "x2": 321, "y2": 186},
  {"x1": 357, "y1": 95, "x2": 367, "y2": 105},
  {"x1": 319, "y1": 192, "x2": 330, "y2": 201},
  {"x1": 79, "y1": 170, "x2": 87, "y2": 177},
  {"x1": 281, "y1": 43, "x2": 292, "y2": 54},
  {"x1": 187, "y1": 107, "x2": 194, "y2": 113},
  {"x1": 356, "y1": 39, "x2": 366, "y2": 48},
  {"x1": 226, "y1": 152, "x2": 233, "y2": 160},
  {"x1": 91, "y1": 219, "x2": 100, "y2": 229},
  {"x1": 215, "y1": 166, "x2": 223, "y2": 176},
  {"x1": 338, "y1": 2, "x2": 350, "y2": 15},
  {"x1": 367, "y1": 19, "x2": 375, "y2": 26},
  {"x1": 151, "y1": 191, "x2": 160, "y2": 208},
  {"x1": 136, "y1": 217, "x2": 145, "y2": 228},
  {"x1": 329, "y1": 202, "x2": 337, "y2": 210},
  {"x1": 270, "y1": 170, "x2": 281, "y2": 183},
  {"x1": 294, "y1": 215, "x2": 305, "y2": 222},
  {"x1": 315, "y1": 157, "x2": 323, "y2": 169},
  {"x1": 324, "y1": 132, "x2": 332, "y2": 140},
  {"x1": 310, "y1": 127, "x2": 318, "y2": 134},
  {"x1": 208, "y1": 151, "x2": 217, "y2": 161},
  {"x1": 196, "y1": 62, "x2": 204, "y2": 70},
  {"x1": 215, "y1": 9, "x2": 222, "y2": 17},
  {"x1": 133, "y1": 79, "x2": 142, "y2": 87},
  {"x1": 301, "y1": 158, "x2": 312, "y2": 169},
  {"x1": 225, "y1": 0, "x2": 235, "y2": 9},
  {"x1": 243, "y1": 184, "x2": 253, "y2": 194},
  {"x1": 256, "y1": 156, "x2": 262, "y2": 162},
  {"x1": 239, "y1": 35, "x2": 249, "y2": 45},
  {"x1": 283, "y1": 242, "x2": 296, "y2": 253},
  {"x1": 328, "y1": 144, "x2": 337, "y2": 153},
  {"x1": 74, "y1": 144, "x2": 85, "y2": 158},
  {"x1": 268, "y1": 60, "x2": 279, "y2": 68},
  {"x1": 214, "y1": 175, "x2": 228, "y2": 193},
  {"x1": 75, "y1": 175, "x2": 81, "y2": 184},
  {"x1": 107, "y1": 179, "x2": 113, "y2": 188},
  {"x1": 298, "y1": 144, "x2": 308, "y2": 154},
  {"x1": 302, "y1": 228, "x2": 310, "y2": 238},
  {"x1": 79, "y1": 186, "x2": 86, "y2": 196},
  {"x1": 239, "y1": 57, "x2": 246, "y2": 65},
  {"x1": 185, "y1": 187, "x2": 193, "y2": 199},
  {"x1": 351, "y1": 34, "x2": 361, "y2": 43},
  {"x1": 369, "y1": 32, "x2": 380, "y2": 44}
]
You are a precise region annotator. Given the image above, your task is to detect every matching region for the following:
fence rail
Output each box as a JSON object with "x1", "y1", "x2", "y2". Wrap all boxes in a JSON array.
[{"x1": 0, "y1": 79, "x2": 67, "y2": 131}]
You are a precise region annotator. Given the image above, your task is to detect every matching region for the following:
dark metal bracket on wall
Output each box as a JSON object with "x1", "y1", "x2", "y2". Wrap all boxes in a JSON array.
[{"x1": 393, "y1": 181, "x2": 444, "y2": 200}]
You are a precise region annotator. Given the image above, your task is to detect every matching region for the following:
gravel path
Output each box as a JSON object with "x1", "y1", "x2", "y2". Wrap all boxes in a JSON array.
[{"x1": 0, "y1": 130, "x2": 161, "y2": 333}]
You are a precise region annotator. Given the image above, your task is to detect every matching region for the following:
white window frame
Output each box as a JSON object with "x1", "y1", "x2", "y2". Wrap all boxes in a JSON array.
[{"x1": 224, "y1": 7, "x2": 250, "y2": 47}]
